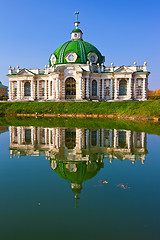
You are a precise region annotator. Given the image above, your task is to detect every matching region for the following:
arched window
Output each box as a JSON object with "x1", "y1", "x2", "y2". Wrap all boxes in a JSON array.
[
  {"x1": 92, "y1": 80, "x2": 97, "y2": 96},
  {"x1": 119, "y1": 80, "x2": 127, "y2": 96},
  {"x1": 24, "y1": 82, "x2": 31, "y2": 96},
  {"x1": 65, "y1": 77, "x2": 76, "y2": 99}
]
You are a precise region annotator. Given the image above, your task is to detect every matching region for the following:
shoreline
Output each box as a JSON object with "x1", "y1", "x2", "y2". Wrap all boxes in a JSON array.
[
  {"x1": 1, "y1": 112, "x2": 159, "y2": 122},
  {"x1": 0, "y1": 101, "x2": 160, "y2": 122}
]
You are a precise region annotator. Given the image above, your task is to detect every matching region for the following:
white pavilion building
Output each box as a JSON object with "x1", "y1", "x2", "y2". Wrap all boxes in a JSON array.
[{"x1": 8, "y1": 13, "x2": 150, "y2": 102}]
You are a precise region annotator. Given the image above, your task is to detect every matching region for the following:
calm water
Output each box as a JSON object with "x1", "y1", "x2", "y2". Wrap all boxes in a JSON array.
[{"x1": 0, "y1": 123, "x2": 160, "y2": 240}]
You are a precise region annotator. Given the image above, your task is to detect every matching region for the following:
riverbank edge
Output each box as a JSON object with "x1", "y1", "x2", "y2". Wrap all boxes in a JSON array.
[
  {"x1": 1, "y1": 112, "x2": 160, "y2": 122},
  {"x1": 0, "y1": 101, "x2": 160, "y2": 122}
]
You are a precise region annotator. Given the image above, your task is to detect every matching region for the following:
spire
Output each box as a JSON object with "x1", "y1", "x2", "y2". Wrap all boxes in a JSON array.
[
  {"x1": 74, "y1": 11, "x2": 80, "y2": 28},
  {"x1": 71, "y1": 12, "x2": 83, "y2": 40}
]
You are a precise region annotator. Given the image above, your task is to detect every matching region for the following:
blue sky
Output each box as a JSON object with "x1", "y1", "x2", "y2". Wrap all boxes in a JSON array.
[{"x1": 0, "y1": 0, "x2": 159, "y2": 90}]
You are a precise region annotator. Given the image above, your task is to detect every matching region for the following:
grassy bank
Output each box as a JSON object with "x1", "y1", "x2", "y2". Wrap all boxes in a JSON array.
[{"x1": 0, "y1": 101, "x2": 160, "y2": 118}]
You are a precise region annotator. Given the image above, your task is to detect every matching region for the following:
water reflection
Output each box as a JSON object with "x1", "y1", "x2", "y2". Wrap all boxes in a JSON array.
[
  {"x1": 9, "y1": 126, "x2": 147, "y2": 200},
  {"x1": 0, "y1": 126, "x2": 8, "y2": 135}
]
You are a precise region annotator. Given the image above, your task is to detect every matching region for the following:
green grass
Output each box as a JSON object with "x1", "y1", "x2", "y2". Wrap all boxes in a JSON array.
[{"x1": 0, "y1": 101, "x2": 160, "y2": 118}]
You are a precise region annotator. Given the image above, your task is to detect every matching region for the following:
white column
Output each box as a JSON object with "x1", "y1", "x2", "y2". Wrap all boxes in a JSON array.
[
  {"x1": 86, "y1": 129, "x2": 89, "y2": 149},
  {"x1": 127, "y1": 131, "x2": 131, "y2": 149},
  {"x1": 109, "y1": 129, "x2": 112, "y2": 147},
  {"x1": 17, "y1": 127, "x2": 21, "y2": 145},
  {"x1": 9, "y1": 126, "x2": 12, "y2": 144},
  {"x1": 45, "y1": 80, "x2": 47, "y2": 100},
  {"x1": 48, "y1": 80, "x2": 51, "y2": 98},
  {"x1": 79, "y1": 77, "x2": 82, "y2": 100},
  {"x1": 128, "y1": 78, "x2": 132, "y2": 99},
  {"x1": 142, "y1": 78, "x2": 147, "y2": 100},
  {"x1": 45, "y1": 128, "x2": 48, "y2": 144},
  {"x1": 9, "y1": 81, "x2": 12, "y2": 100},
  {"x1": 56, "y1": 78, "x2": 59, "y2": 100},
  {"x1": 101, "y1": 128, "x2": 104, "y2": 147},
  {"x1": 49, "y1": 129, "x2": 51, "y2": 146},
  {"x1": 17, "y1": 80, "x2": 21, "y2": 100},
  {"x1": 56, "y1": 128, "x2": 59, "y2": 149},
  {"x1": 114, "y1": 78, "x2": 118, "y2": 100},
  {"x1": 134, "y1": 78, "x2": 136, "y2": 99},
  {"x1": 102, "y1": 79, "x2": 104, "y2": 100},
  {"x1": 110, "y1": 78, "x2": 113, "y2": 100},
  {"x1": 79, "y1": 129, "x2": 82, "y2": 150},
  {"x1": 141, "y1": 132, "x2": 145, "y2": 148},
  {"x1": 86, "y1": 78, "x2": 89, "y2": 99},
  {"x1": 37, "y1": 80, "x2": 39, "y2": 100},
  {"x1": 31, "y1": 80, "x2": 34, "y2": 100},
  {"x1": 52, "y1": 80, "x2": 55, "y2": 99},
  {"x1": 31, "y1": 127, "x2": 34, "y2": 145},
  {"x1": 114, "y1": 129, "x2": 117, "y2": 148}
]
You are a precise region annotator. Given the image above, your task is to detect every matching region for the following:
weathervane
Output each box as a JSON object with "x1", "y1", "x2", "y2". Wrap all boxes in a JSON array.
[{"x1": 74, "y1": 11, "x2": 80, "y2": 28}]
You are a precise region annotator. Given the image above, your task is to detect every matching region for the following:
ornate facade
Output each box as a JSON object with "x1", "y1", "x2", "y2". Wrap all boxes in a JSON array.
[{"x1": 8, "y1": 13, "x2": 150, "y2": 102}]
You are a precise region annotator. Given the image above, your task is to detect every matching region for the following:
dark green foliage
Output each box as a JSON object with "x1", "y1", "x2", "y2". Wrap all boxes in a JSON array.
[{"x1": 148, "y1": 96, "x2": 160, "y2": 100}]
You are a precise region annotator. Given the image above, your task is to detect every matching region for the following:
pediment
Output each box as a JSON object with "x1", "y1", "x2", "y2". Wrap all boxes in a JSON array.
[
  {"x1": 114, "y1": 66, "x2": 134, "y2": 73},
  {"x1": 17, "y1": 69, "x2": 35, "y2": 76}
]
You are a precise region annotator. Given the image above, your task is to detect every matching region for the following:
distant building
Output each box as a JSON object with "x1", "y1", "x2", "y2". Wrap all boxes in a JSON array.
[
  {"x1": 0, "y1": 81, "x2": 8, "y2": 97},
  {"x1": 8, "y1": 12, "x2": 150, "y2": 102}
]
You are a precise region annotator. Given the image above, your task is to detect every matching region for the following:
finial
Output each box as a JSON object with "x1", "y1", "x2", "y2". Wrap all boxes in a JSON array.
[{"x1": 74, "y1": 11, "x2": 80, "y2": 28}]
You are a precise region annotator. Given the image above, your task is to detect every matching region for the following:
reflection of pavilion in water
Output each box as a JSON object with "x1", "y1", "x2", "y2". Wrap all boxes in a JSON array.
[
  {"x1": 9, "y1": 126, "x2": 147, "y2": 201},
  {"x1": 9, "y1": 126, "x2": 147, "y2": 163}
]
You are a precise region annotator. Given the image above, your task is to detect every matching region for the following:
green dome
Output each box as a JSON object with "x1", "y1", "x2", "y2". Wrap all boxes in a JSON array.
[{"x1": 49, "y1": 40, "x2": 104, "y2": 65}]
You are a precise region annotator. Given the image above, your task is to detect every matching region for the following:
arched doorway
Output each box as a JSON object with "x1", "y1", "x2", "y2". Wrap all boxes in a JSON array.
[
  {"x1": 119, "y1": 80, "x2": 127, "y2": 96},
  {"x1": 65, "y1": 77, "x2": 76, "y2": 99},
  {"x1": 24, "y1": 82, "x2": 31, "y2": 96}
]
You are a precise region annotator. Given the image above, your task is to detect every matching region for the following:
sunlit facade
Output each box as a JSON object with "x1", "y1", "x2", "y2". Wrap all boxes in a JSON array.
[{"x1": 8, "y1": 13, "x2": 150, "y2": 102}]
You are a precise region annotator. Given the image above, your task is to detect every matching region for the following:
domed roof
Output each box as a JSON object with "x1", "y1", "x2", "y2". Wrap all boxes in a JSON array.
[
  {"x1": 49, "y1": 40, "x2": 104, "y2": 65},
  {"x1": 49, "y1": 12, "x2": 104, "y2": 66}
]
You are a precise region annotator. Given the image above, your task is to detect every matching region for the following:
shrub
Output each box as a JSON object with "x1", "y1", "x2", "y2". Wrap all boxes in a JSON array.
[{"x1": 148, "y1": 96, "x2": 160, "y2": 100}]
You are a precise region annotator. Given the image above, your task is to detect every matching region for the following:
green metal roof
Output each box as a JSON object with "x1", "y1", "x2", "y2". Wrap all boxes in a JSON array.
[
  {"x1": 49, "y1": 40, "x2": 104, "y2": 65},
  {"x1": 71, "y1": 28, "x2": 83, "y2": 33}
]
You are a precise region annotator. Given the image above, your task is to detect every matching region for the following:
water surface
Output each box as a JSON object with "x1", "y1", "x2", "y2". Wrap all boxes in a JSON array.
[{"x1": 0, "y1": 122, "x2": 160, "y2": 240}]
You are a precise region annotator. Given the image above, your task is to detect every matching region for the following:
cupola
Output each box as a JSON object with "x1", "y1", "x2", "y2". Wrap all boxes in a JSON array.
[{"x1": 71, "y1": 12, "x2": 83, "y2": 40}]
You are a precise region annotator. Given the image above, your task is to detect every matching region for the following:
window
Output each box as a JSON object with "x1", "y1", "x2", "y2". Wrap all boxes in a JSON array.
[
  {"x1": 106, "y1": 80, "x2": 109, "y2": 87},
  {"x1": 92, "y1": 80, "x2": 97, "y2": 96},
  {"x1": 118, "y1": 131, "x2": 127, "y2": 148},
  {"x1": 91, "y1": 130, "x2": 97, "y2": 146},
  {"x1": 138, "y1": 89, "x2": 142, "y2": 96},
  {"x1": 119, "y1": 80, "x2": 127, "y2": 96},
  {"x1": 24, "y1": 82, "x2": 31, "y2": 96},
  {"x1": 25, "y1": 129, "x2": 31, "y2": 144},
  {"x1": 106, "y1": 89, "x2": 110, "y2": 96},
  {"x1": 138, "y1": 79, "x2": 141, "y2": 87},
  {"x1": 42, "y1": 81, "x2": 44, "y2": 88}
]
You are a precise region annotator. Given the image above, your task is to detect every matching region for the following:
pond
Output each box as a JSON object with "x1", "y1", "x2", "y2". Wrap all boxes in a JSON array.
[{"x1": 0, "y1": 120, "x2": 160, "y2": 240}]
